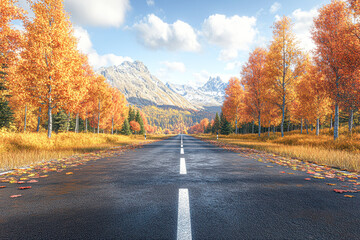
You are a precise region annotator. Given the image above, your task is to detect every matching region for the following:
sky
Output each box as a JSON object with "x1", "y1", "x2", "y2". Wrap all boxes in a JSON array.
[{"x1": 16, "y1": 0, "x2": 330, "y2": 87}]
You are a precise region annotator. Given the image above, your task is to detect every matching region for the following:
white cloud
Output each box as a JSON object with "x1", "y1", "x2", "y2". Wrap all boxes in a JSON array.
[
  {"x1": 270, "y1": 2, "x2": 281, "y2": 14},
  {"x1": 274, "y1": 14, "x2": 282, "y2": 22},
  {"x1": 133, "y1": 14, "x2": 201, "y2": 52},
  {"x1": 64, "y1": 0, "x2": 130, "y2": 27},
  {"x1": 146, "y1": 0, "x2": 155, "y2": 6},
  {"x1": 291, "y1": 8, "x2": 319, "y2": 52},
  {"x1": 161, "y1": 61, "x2": 186, "y2": 72},
  {"x1": 202, "y1": 14, "x2": 257, "y2": 61},
  {"x1": 73, "y1": 26, "x2": 132, "y2": 69},
  {"x1": 225, "y1": 61, "x2": 243, "y2": 71}
]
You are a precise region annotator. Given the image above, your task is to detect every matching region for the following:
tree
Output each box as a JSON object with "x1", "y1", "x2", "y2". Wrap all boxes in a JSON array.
[
  {"x1": 312, "y1": 0, "x2": 354, "y2": 140},
  {"x1": 135, "y1": 110, "x2": 145, "y2": 134},
  {"x1": 128, "y1": 106, "x2": 136, "y2": 122},
  {"x1": 0, "y1": 0, "x2": 24, "y2": 129},
  {"x1": 212, "y1": 112, "x2": 221, "y2": 134},
  {"x1": 19, "y1": 0, "x2": 79, "y2": 138},
  {"x1": 222, "y1": 78, "x2": 244, "y2": 133},
  {"x1": 241, "y1": 47, "x2": 269, "y2": 137},
  {"x1": 130, "y1": 120, "x2": 140, "y2": 133},
  {"x1": 220, "y1": 116, "x2": 232, "y2": 135},
  {"x1": 121, "y1": 118, "x2": 132, "y2": 135},
  {"x1": 266, "y1": 16, "x2": 303, "y2": 137}
]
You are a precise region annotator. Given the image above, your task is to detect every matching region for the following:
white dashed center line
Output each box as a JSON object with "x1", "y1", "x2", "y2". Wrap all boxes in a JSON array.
[
  {"x1": 177, "y1": 188, "x2": 192, "y2": 240},
  {"x1": 181, "y1": 148, "x2": 184, "y2": 154},
  {"x1": 180, "y1": 158, "x2": 187, "y2": 174}
]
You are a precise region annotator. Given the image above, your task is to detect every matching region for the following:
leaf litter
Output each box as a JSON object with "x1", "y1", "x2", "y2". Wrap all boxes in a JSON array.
[
  {"x1": 204, "y1": 139, "x2": 360, "y2": 197},
  {"x1": 1, "y1": 142, "x2": 148, "y2": 199}
]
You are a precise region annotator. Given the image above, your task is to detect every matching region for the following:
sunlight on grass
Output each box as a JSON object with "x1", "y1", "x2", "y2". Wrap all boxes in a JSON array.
[{"x1": 0, "y1": 132, "x2": 167, "y2": 170}]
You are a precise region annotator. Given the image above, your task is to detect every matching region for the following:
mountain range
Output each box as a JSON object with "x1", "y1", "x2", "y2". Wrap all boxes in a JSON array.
[{"x1": 98, "y1": 61, "x2": 227, "y2": 111}]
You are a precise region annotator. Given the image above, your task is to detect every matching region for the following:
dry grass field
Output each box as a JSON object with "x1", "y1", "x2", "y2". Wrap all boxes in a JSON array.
[
  {"x1": 196, "y1": 127, "x2": 360, "y2": 172},
  {"x1": 0, "y1": 131, "x2": 168, "y2": 170}
]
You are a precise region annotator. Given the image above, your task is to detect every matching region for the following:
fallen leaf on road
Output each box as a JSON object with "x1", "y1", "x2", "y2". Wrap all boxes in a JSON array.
[
  {"x1": 18, "y1": 186, "x2": 31, "y2": 190},
  {"x1": 326, "y1": 183, "x2": 336, "y2": 186},
  {"x1": 344, "y1": 195, "x2": 355, "y2": 198},
  {"x1": 305, "y1": 178, "x2": 311, "y2": 181},
  {"x1": 27, "y1": 180, "x2": 38, "y2": 183},
  {"x1": 10, "y1": 194, "x2": 21, "y2": 198},
  {"x1": 17, "y1": 181, "x2": 25, "y2": 184},
  {"x1": 66, "y1": 172, "x2": 73, "y2": 175},
  {"x1": 0, "y1": 186, "x2": 6, "y2": 188}
]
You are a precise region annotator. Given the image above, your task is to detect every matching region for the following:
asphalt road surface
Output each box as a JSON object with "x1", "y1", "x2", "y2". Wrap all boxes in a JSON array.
[{"x1": 1, "y1": 135, "x2": 360, "y2": 240}]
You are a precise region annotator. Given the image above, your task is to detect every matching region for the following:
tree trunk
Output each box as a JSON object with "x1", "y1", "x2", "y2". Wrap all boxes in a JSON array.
[
  {"x1": 349, "y1": 108, "x2": 354, "y2": 133},
  {"x1": 334, "y1": 103, "x2": 339, "y2": 140},
  {"x1": 281, "y1": 97, "x2": 285, "y2": 137},
  {"x1": 301, "y1": 118, "x2": 303, "y2": 134},
  {"x1": 66, "y1": 112, "x2": 71, "y2": 132},
  {"x1": 252, "y1": 120, "x2": 254, "y2": 134},
  {"x1": 47, "y1": 104, "x2": 52, "y2": 138},
  {"x1": 305, "y1": 119, "x2": 309, "y2": 134},
  {"x1": 316, "y1": 117, "x2": 320, "y2": 136},
  {"x1": 37, "y1": 107, "x2": 41, "y2": 132},
  {"x1": 75, "y1": 113, "x2": 79, "y2": 133},
  {"x1": 85, "y1": 117, "x2": 87, "y2": 133},
  {"x1": 258, "y1": 113, "x2": 261, "y2": 137},
  {"x1": 330, "y1": 114, "x2": 333, "y2": 129},
  {"x1": 268, "y1": 121, "x2": 270, "y2": 137},
  {"x1": 235, "y1": 106, "x2": 238, "y2": 134},
  {"x1": 311, "y1": 124, "x2": 313, "y2": 132},
  {"x1": 287, "y1": 120, "x2": 290, "y2": 132},
  {"x1": 97, "y1": 99, "x2": 101, "y2": 134},
  {"x1": 47, "y1": 83, "x2": 52, "y2": 138},
  {"x1": 24, "y1": 105, "x2": 27, "y2": 132},
  {"x1": 111, "y1": 116, "x2": 114, "y2": 135}
]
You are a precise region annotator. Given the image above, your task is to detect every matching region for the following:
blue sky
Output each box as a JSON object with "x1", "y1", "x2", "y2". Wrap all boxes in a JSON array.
[{"x1": 17, "y1": 0, "x2": 329, "y2": 87}]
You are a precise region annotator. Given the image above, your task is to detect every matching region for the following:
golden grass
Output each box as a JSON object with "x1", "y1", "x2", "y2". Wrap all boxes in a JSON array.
[
  {"x1": 196, "y1": 127, "x2": 360, "y2": 172},
  {"x1": 0, "y1": 132, "x2": 168, "y2": 170}
]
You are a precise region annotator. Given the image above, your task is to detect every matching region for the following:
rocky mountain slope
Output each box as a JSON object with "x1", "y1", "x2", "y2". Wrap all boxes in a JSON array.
[
  {"x1": 98, "y1": 61, "x2": 197, "y2": 110},
  {"x1": 166, "y1": 76, "x2": 227, "y2": 107}
]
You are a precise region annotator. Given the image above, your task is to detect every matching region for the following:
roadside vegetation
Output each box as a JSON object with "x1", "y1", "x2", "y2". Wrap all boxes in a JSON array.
[
  {"x1": 0, "y1": 131, "x2": 168, "y2": 170},
  {"x1": 196, "y1": 127, "x2": 360, "y2": 172}
]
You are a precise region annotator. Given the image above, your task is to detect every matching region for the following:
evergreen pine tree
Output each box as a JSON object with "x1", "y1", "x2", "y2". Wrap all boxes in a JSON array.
[
  {"x1": 0, "y1": 71, "x2": 14, "y2": 128},
  {"x1": 135, "y1": 110, "x2": 145, "y2": 135},
  {"x1": 212, "y1": 112, "x2": 221, "y2": 134},
  {"x1": 52, "y1": 110, "x2": 68, "y2": 133},
  {"x1": 128, "y1": 106, "x2": 136, "y2": 122},
  {"x1": 121, "y1": 118, "x2": 132, "y2": 135},
  {"x1": 220, "y1": 117, "x2": 232, "y2": 135},
  {"x1": 0, "y1": 100, "x2": 14, "y2": 128},
  {"x1": 205, "y1": 123, "x2": 212, "y2": 133}
]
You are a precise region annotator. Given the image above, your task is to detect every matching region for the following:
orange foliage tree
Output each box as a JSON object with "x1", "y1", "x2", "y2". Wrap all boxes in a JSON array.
[
  {"x1": 222, "y1": 77, "x2": 244, "y2": 133},
  {"x1": 130, "y1": 121, "x2": 140, "y2": 133},
  {"x1": 241, "y1": 47, "x2": 270, "y2": 137},
  {"x1": 19, "y1": 0, "x2": 79, "y2": 138},
  {"x1": 312, "y1": 0, "x2": 354, "y2": 140},
  {"x1": 266, "y1": 16, "x2": 303, "y2": 137}
]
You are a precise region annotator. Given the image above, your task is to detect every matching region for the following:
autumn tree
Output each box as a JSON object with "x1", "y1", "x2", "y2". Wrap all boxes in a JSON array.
[
  {"x1": 295, "y1": 57, "x2": 332, "y2": 135},
  {"x1": 312, "y1": 0, "x2": 354, "y2": 140},
  {"x1": 266, "y1": 16, "x2": 303, "y2": 137},
  {"x1": 222, "y1": 78, "x2": 244, "y2": 133},
  {"x1": 0, "y1": 0, "x2": 25, "y2": 128},
  {"x1": 19, "y1": 0, "x2": 80, "y2": 138},
  {"x1": 130, "y1": 120, "x2": 140, "y2": 134},
  {"x1": 241, "y1": 47, "x2": 269, "y2": 137}
]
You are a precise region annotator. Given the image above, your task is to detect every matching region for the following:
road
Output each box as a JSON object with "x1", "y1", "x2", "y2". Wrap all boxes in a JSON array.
[{"x1": 1, "y1": 135, "x2": 360, "y2": 239}]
